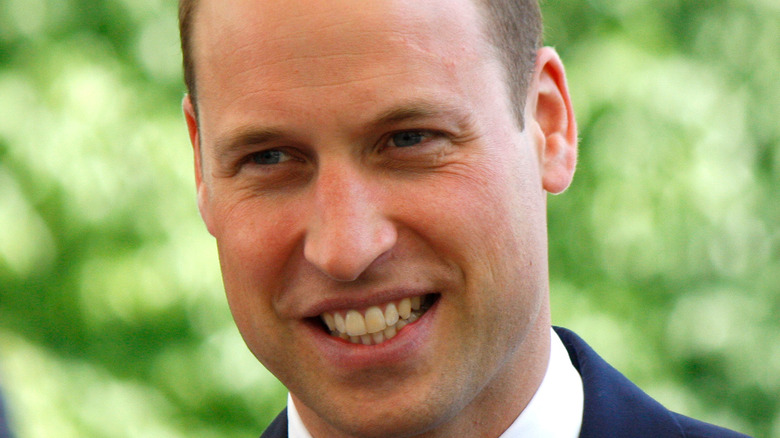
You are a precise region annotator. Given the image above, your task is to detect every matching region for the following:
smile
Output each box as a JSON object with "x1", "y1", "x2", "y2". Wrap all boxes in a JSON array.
[{"x1": 319, "y1": 294, "x2": 437, "y2": 345}]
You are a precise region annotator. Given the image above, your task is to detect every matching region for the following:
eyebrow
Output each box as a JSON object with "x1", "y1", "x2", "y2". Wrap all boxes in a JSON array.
[
  {"x1": 212, "y1": 99, "x2": 474, "y2": 158},
  {"x1": 212, "y1": 126, "x2": 288, "y2": 160},
  {"x1": 369, "y1": 99, "x2": 474, "y2": 131},
  {"x1": 373, "y1": 102, "x2": 441, "y2": 125}
]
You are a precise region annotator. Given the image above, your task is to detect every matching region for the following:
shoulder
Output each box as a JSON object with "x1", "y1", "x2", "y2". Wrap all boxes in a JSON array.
[
  {"x1": 553, "y1": 327, "x2": 752, "y2": 438},
  {"x1": 673, "y1": 413, "x2": 752, "y2": 438}
]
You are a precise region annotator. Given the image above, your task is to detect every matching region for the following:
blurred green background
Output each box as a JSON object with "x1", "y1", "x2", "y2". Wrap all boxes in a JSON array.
[{"x1": 0, "y1": 0, "x2": 778, "y2": 436}]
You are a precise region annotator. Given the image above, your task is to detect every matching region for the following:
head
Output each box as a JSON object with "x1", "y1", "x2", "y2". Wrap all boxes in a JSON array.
[{"x1": 180, "y1": 0, "x2": 577, "y2": 437}]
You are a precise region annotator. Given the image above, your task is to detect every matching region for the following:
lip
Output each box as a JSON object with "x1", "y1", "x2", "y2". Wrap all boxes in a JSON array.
[
  {"x1": 304, "y1": 295, "x2": 440, "y2": 370},
  {"x1": 300, "y1": 289, "x2": 433, "y2": 318}
]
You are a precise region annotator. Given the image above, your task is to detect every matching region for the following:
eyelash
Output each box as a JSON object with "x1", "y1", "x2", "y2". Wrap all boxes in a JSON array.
[
  {"x1": 381, "y1": 129, "x2": 445, "y2": 152},
  {"x1": 242, "y1": 129, "x2": 445, "y2": 168},
  {"x1": 248, "y1": 149, "x2": 294, "y2": 166}
]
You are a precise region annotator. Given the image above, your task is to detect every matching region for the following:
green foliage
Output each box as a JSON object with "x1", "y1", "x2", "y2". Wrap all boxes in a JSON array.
[{"x1": 0, "y1": 0, "x2": 777, "y2": 436}]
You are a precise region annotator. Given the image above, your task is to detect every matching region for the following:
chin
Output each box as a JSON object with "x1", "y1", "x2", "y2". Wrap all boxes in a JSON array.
[{"x1": 297, "y1": 377, "x2": 470, "y2": 438}]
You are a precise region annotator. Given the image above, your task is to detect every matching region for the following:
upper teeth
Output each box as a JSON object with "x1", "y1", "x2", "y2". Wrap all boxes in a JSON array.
[{"x1": 320, "y1": 296, "x2": 424, "y2": 345}]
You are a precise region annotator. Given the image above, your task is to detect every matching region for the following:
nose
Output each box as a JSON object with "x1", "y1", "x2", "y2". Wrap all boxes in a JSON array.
[{"x1": 303, "y1": 164, "x2": 397, "y2": 281}]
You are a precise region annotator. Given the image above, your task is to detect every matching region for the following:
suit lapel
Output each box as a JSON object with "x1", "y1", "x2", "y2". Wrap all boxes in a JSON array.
[{"x1": 260, "y1": 407, "x2": 288, "y2": 438}]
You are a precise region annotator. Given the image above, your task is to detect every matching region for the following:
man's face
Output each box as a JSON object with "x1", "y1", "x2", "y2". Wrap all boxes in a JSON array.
[{"x1": 186, "y1": 0, "x2": 569, "y2": 436}]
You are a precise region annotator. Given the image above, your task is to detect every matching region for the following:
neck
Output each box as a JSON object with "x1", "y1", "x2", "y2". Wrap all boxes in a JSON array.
[{"x1": 450, "y1": 307, "x2": 551, "y2": 438}]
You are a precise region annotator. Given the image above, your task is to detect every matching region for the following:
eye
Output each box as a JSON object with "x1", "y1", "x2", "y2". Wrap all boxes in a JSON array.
[
  {"x1": 250, "y1": 149, "x2": 291, "y2": 165},
  {"x1": 388, "y1": 131, "x2": 432, "y2": 148}
]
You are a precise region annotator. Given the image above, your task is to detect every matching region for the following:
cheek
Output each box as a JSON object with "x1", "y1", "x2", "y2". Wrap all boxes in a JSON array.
[
  {"x1": 408, "y1": 154, "x2": 545, "y2": 265},
  {"x1": 213, "y1": 193, "x2": 302, "y2": 274},
  {"x1": 210, "y1": 196, "x2": 303, "y2": 331},
  {"x1": 408, "y1": 152, "x2": 548, "y2": 307},
  {"x1": 216, "y1": 230, "x2": 302, "y2": 373}
]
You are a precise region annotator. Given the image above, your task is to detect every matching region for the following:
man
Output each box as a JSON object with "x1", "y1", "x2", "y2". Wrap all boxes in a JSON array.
[{"x1": 178, "y1": 0, "x2": 749, "y2": 436}]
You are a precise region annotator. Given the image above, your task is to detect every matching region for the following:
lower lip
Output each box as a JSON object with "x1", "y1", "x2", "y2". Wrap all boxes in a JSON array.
[{"x1": 305, "y1": 297, "x2": 440, "y2": 370}]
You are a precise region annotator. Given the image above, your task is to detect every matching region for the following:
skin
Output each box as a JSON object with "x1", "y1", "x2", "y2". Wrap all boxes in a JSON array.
[{"x1": 183, "y1": 0, "x2": 577, "y2": 436}]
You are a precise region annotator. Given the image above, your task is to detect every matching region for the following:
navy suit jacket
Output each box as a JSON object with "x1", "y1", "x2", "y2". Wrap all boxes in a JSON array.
[
  {"x1": 260, "y1": 327, "x2": 750, "y2": 437},
  {"x1": 0, "y1": 389, "x2": 11, "y2": 438}
]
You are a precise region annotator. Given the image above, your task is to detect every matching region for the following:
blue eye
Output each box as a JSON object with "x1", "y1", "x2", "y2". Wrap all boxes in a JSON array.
[
  {"x1": 390, "y1": 131, "x2": 428, "y2": 148},
  {"x1": 251, "y1": 149, "x2": 289, "y2": 165}
]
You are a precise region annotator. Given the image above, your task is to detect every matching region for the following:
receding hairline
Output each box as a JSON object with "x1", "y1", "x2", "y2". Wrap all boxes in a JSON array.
[{"x1": 178, "y1": 0, "x2": 542, "y2": 127}]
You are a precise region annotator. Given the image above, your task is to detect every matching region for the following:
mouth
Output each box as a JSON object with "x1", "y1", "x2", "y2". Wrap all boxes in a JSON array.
[{"x1": 317, "y1": 294, "x2": 438, "y2": 346}]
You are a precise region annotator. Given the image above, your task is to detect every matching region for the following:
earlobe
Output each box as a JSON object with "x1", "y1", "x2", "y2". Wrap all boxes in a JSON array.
[
  {"x1": 530, "y1": 47, "x2": 578, "y2": 194},
  {"x1": 183, "y1": 95, "x2": 216, "y2": 236}
]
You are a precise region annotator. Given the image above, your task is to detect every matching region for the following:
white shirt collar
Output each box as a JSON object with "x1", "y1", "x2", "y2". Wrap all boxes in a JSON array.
[
  {"x1": 288, "y1": 391, "x2": 312, "y2": 438},
  {"x1": 498, "y1": 327, "x2": 584, "y2": 438},
  {"x1": 288, "y1": 328, "x2": 583, "y2": 438}
]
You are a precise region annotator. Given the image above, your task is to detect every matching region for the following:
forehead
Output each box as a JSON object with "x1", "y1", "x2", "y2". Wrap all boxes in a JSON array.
[
  {"x1": 191, "y1": 0, "x2": 495, "y2": 93},
  {"x1": 188, "y1": 0, "x2": 516, "y2": 147},
  {"x1": 191, "y1": 0, "x2": 490, "y2": 53}
]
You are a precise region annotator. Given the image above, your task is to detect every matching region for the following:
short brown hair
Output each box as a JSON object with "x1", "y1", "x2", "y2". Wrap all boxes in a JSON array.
[{"x1": 178, "y1": 0, "x2": 542, "y2": 126}]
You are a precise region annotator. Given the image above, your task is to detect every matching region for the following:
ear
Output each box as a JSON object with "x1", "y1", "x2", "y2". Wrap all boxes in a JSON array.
[
  {"x1": 183, "y1": 95, "x2": 217, "y2": 236},
  {"x1": 527, "y1": 47, "x2": 578, "y2": 194}
]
